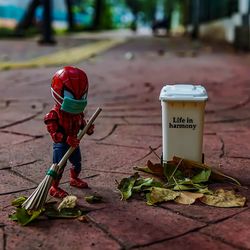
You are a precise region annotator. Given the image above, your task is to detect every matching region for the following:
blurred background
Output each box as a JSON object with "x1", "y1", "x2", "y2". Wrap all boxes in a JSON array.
[{"x1": 0, "y1": 0, "x2": 249, "y2": 49}]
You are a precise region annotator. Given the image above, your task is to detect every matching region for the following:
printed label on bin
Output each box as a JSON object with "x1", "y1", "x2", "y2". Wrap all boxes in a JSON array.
[{"x1": 169, "y1": 116, "x2": 197, "y2": 130}]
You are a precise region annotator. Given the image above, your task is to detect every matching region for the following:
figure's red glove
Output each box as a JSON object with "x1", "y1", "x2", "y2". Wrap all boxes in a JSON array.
[
  {"x1": 87, "y1": 124, "x2": 95, "y2": 135},
  {"x1": 66, "y1": 136, "x2": 80, "y2": 148}
]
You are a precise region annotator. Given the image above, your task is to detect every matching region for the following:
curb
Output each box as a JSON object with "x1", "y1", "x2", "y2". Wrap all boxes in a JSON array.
[{"x1": 0, "y1": 39, "x2": 126, "y2": 70}]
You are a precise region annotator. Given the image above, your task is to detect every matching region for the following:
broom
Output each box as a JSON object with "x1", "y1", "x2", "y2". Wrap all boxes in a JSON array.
[{"x1": 22, "y1": 107, "x2": 102, "y2": 211}]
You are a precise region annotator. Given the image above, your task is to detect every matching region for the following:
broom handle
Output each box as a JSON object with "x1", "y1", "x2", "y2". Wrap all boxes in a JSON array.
[{"x1": 57, "y1": 107, "x2": 102, "y2": 170}]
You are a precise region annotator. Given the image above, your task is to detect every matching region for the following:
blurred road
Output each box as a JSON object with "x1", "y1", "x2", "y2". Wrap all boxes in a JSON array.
[{"x1": 0, "y1": 32, "x2": 250, "y2": 249}]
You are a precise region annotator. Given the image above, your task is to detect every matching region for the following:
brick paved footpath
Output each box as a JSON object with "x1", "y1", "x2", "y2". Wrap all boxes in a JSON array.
[{"x1": 0, "y1": 35, "x2": 249, "y2": 250}]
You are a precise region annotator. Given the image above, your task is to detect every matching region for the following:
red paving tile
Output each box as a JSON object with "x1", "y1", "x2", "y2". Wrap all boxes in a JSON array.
[
  {"x1": 201, "y1": 209, "x2": 250, "y2": 249},
  {"x1": 5, "y1": 220, "x2": 121, "y2": 250},
  {"x1": 0, "y1": 170, "x2": 35, "y2": 195},
  {"x1": 89, "y1": 201, "x2": 205, "y2": 248},
  {"x1": 135, "y1": 232, "x2": 236, "y2": 250},
  {"x1": 161, "y1": 202, "x2": 248, "y2": 224}
]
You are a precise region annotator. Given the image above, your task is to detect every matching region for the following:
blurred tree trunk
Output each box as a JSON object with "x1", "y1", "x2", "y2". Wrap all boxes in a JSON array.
[
  {"x1": 163, "y1": 0, "x2": 174, "y2": 30},
  {"x1": 125, "y1": 0, "x2": 141, "y2": 31},
  {"x1": 65, "y1": 0, "x2": 75, "y2": 30},
  {"x1": 15, "y1": 0, "x2": 41, "y2": 35},
  {"x1": 93, "y1": 0, "x2": 104, "y2": 30},
  {"x1": 191, "y1": 0, "x2": 200, "y2": 39},
  {"x1": 38, "y1": 0, "x2": 56, "y2": 44}
]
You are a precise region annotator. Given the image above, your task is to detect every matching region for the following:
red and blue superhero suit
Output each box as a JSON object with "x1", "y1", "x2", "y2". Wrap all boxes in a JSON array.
[{"x1": 44, "y1": 66, "x2": 94, "y2": 198}]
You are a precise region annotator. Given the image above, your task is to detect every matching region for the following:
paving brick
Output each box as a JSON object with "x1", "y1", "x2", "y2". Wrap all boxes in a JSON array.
[
  {"x1": 201, "y1": 209, "x2": 250, "y2": 249},
  {"x1": 0, "y1": 170, "x2": 35, "y2": 195},
  {"x1": 83, "y1": 141, "x2": 149, "y2": 170},
  {"x1": 205, "y1": 82, "x2": 249, "y2": 114},
  {"x1": 90, "y1": 117, "x2": 127, "y2": 141},
  {"x1": 5, "y1": 220, "x2": 120, "y2": 250},
  {"x1": 214, "y1": 158, "x2": 250, "y2": 186},
  {"x1": 2, "y1": 119, "x2": 47, "y2": 137},
  {"x1": 0, "y1": 148, "x2": 10, "y2": 170},
  {"x1": 203, "y1": 134, "x2": 223, "y2": 164},
  {"x1": 99, "y1": 124, "x2": 161, "y2": 149},
  {"x1": 0, "y1": 132, "x2": 32, "y2": 148},
  {"x1": 0, "y1": 100, "x2": 43, "y2": 129},
  {"x1": 9, "y1": 137, "x2": 52, "y2": 166},
  {"x1": 108, "y1": 124, "x2": 162, "y2": 138},
  {"x1": 89, "y1": 201, "x2": 205, "y2": 248},
  {"x1": 204, "y1": 121, "x2": 250, "y2": 135},
  {"x1": 219, "y1": 131, "x2": 250, "y2": 158},
  {"x1": 161, "y1": 202, "x2": 247, "y2": 224},
  {"x1": 135, "y1": 232, "x2": 236, "y2": 250},
  {"x1": 123, "y1": 116, "x2": 161, "y2": 125},
  {"x1": 206, "y1": 110, "x2": 250, "y2": 124}
]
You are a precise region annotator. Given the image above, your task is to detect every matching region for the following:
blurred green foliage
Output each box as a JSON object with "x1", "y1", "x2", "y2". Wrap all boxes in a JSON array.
[{"x1": 0, "y1": 0, "x2": 194, "y2": 36}]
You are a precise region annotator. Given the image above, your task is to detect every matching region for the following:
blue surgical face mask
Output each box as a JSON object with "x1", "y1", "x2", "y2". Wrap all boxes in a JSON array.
[{"x1": 51, "y1": 88, "x2": 87, "y2": 114}]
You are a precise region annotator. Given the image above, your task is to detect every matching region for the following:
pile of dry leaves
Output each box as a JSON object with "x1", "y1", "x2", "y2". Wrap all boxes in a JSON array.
[{"x1": 117, "y1": 156, "x2": 246, "y2": 207}]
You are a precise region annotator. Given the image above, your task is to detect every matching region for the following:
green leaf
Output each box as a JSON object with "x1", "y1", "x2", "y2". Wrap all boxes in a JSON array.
[
  {"x1": 163, "y1": 162, "x2": 185, "y2": 185},
  {"x1": 9, "y1": 213, "x2": 18, "y2": 221},
  {"x1": 172, "y1": 181, "x2": 212, "y2": 193},
  {"x1": 191, "y1": 169, "x2": 211, "y2": 183},
  {"x1": 11, "y1": 196, "x2": 27, "y2": 207},
  {"x1": 146, "y1": 187, "x2": 179, "y2": 205},
  {"x1": 133, "y1": 178, "x2": 163, "y2": 192},
  {"x1": 85, "y1": 195, "x2": 103, "y2": 204},
  {"x1": 44, "y1": 206, "x2": 82, "y2": 218},
  {"x1": 173, "y1": 184, "x2": 197, "y2": 191},
  {"x1": 117, "y1": 172, "x2": 140, "y2": 200},
  {"x1": 10, "y1": 208, "x2": 42, "y2": 226}
]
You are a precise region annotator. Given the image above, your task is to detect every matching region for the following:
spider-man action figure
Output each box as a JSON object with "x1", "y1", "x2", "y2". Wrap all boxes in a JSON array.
[{"x1": 44, "y1": 66, "x2": 94, "y2": 198}]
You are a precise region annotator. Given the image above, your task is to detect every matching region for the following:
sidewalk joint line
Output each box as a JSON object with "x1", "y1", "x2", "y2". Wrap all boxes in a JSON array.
[
  {"x1": 7, "y1": 168, "x2": 38, "y2": 185},
  {"x1": 97, "y1": 124, "x2": 118, "y2": 141},
  {"x1": 0, "y1": 111, "x2": 43, "y2": 129},
  {"x1": 84, "y1": 168, "x2": 134, "y2": 175},
  {"x1": 11, "y1": 160, "x2": 41, "y2": 168},
  {"x1": 96, "y1": 142, "x2": 147, "y2": 150},
  {"x1": 200, "y1": 231, "x2": 248, "y2": 250},
  {"x1": 3, "y1": 226, "x2": 7, "y2": 250},
  {"x1": 0, "y1": 186, "x2": 37, "y2": 196},
  {"x1": 0, "y1": 130, "x2": 43, "y2": 139},
  {"x1": 129, "y1": 224, "x2": 208, "y2": 249},
  {"x1": 87, "y1": 214, "x2": 126, "y2": 249},
  {"x1": 218, "y1": 135, "x2": 225, "y2": 158}
]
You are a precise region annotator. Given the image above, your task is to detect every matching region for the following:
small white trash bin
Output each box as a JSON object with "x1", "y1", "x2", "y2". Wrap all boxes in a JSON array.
[{"x1": 159, "y1": 84, "x2": 208, "y2": 164}]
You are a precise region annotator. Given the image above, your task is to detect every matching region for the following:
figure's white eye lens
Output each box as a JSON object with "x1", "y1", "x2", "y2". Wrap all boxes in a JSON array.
[
  {"x1": 64, "y1": 90, "x2": 74, "y2": 98},
  {"x1": 82, "y1": 92, "x2": 88, "y2": 100}
]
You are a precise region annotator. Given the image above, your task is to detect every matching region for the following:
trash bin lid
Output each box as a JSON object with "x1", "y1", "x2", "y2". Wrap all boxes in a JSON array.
[{"x1": 159, "y1": 84, "x2": 208, "y2": 101}]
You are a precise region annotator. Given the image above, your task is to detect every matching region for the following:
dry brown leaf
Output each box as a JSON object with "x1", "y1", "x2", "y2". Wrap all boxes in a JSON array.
[
  {"x1": 175, "y1": 191, "x2": 204, "y2": 205},
  {"x1": 147, "y1": 160, "x2": 164, "y2": 176},
  {"x1": 146, "y1": 187, "x2": 179, "y2": 205},
  {"x1": 200, "y1": 189, "x2": 246, "y2": 207}
]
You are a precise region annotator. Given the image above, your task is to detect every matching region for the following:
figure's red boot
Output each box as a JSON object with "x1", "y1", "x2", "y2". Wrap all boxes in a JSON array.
[
  {"x1": 49, "y1": 179, "x2": 68, "y2": 198},
  {"x1": 70, "y1": 168, "x2": 88, "y2": 188}
]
